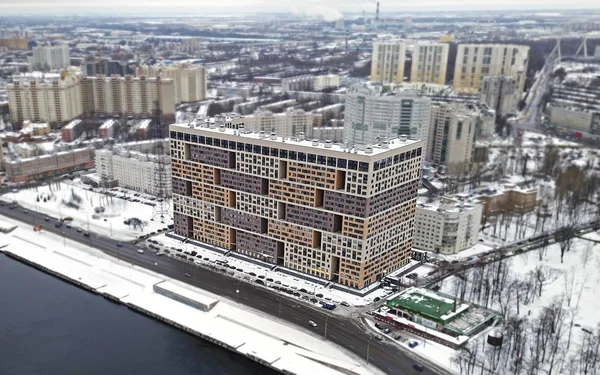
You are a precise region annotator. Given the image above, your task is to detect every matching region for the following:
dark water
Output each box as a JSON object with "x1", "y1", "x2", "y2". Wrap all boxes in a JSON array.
[{"x1": 0, "y1": 255, "x2": 277, "y2": 375}]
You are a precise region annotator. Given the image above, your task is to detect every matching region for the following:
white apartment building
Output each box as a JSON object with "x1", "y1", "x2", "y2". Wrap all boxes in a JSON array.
[
  {"x1": 414, "y1": 197, "x2": 483, "y2": 255},
  {"x1": 344, "y1": 84, "x2": 431, "y2": 150},
  {"x1": 198, "y1": 108, "x2": 313, "y2": 139},
  {"x1": 370, "y1": 40, "x2": 407, "y2": 85},
  {"x1": 314, "y1": 74, "x2": 341, "y2": 91},
  {"x1": 410, "y1": 42, "x2": 449, "y2": 85},
  {"x1": 82, "y1": 75, "x2": 175, "y2": 121},
  {"x1": 453, "y1": 44, "x2": 529, "y2": 94},
  {"x1": 479, "y1": 75, "x2": 519, "y2": 117},
  {"x1": 7, "y1": 70, "x2": 84, "y2": 127},
  {"x1": 32, "y1": 44, "x2": 70, "y2": 71},
  {"x1": 137, "y1": 63, "x2": 207, "y2": 103},
  {"x1": 95, "y1": 148, "x2": 171, "y2": 196},
  {"x1": 427, "y1": 103, "x2": 480, "y2": 167}
]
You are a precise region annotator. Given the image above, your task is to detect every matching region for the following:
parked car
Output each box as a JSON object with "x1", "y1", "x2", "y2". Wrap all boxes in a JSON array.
[
  {"x1": 116, "y1": 242, "x2": 123, "y2": 247},
  {"x1": 413, "y1": 363, "x2": 424, "y2": 372},
  {"x1": 308, "y1": 320, "x2": 317, "y2": 327},
  {"x1": 340, "y1": 301, "x2": 350, "y2": 307},
  {"x1": 409, "y1": 341, "x2": 419, "y2": 348}
]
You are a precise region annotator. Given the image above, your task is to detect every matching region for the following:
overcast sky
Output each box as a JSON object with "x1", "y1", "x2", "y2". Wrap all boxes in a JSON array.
[{"x1": 1, "y1": 0, "x2": 600, "y2": 15}]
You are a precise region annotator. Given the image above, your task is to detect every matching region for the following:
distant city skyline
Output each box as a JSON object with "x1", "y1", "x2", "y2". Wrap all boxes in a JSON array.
[{"x1": 1, "y1": 0, "x2": 600, "y2": 17}]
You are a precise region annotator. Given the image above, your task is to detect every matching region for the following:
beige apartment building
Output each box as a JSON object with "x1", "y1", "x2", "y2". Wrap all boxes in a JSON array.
[
  {"x1": 427, "y1": 103, "x2": 481, "y2": 167},
  {"x1": 82, "y1": 75, "x2": 175, "y2": 122},
  {"x1": 4, "y1": 148, "x2": 94, "y2": 183},
  {"x1": 410, "y1": 42, "x2": 449, "y2": 85},
  {"x1": 7, "y1": 70, "x2": 84, "y2": 128},
  {"x1": 453, "y1": 44, "x2": 529, "y2": 93},
  {"x1": 170, "y1": 123, "x2": 423, "y2": 289},
  {"x1": 370, "y1": 40, "x2": 407, "y2": 85},
  {"x1": 137, "y1": 63, "x2": 207, "y2": 103}
]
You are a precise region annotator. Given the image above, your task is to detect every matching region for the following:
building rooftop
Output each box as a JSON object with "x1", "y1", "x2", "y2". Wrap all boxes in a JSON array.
[
  {"x1": 170, "y1": 121, "x2": 422, "y2": 157},
  {"x1": 63, "y1": 119, "x2": 82, "y2": 130},
  {"x1": 99, "y1": 119, "x2": 117, "y2": 129},
  {"x1": 387, "y1": 287, "x2": 469, "y2": 323}
]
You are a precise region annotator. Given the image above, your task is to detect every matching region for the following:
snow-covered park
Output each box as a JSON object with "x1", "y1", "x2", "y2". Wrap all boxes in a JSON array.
[
  {"x1": 418, "y1": 231, "x2": 600, "y2": 375},
  {"x1": 1, "y1": 181, "x2": 172, "y2": 241}
]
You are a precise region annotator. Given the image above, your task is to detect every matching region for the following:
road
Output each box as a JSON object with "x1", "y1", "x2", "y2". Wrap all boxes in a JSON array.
[
  {"x1": 0, "y1": 203, "x2": 436, "y2": 375},
  {"x1": 422, "y1": 220, "x2": 598, "y2": 289}
]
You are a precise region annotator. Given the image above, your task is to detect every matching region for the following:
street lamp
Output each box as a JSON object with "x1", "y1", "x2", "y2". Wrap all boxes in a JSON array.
[
  {"x1": 366, "y1": 335, "x2": 373, "y2": 364},
  {"x1": 324, "y1": 314, "x2": 331, "y2": 340}
]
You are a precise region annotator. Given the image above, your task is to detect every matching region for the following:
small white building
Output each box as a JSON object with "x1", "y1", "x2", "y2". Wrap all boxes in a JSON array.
[
  {"x1": 314, "y1": 74, "x2": 340, "y2": 91},
  {"x1": 95, "y1": 146, "x2": 171, "y2": 197},
  {"x1": 413, "y1": 196, "x2": 483, "y2": 255}
]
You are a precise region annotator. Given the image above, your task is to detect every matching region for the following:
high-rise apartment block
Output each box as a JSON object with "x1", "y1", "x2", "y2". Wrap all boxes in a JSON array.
[
  {"x1": 479, "y1": 75, "x2": 519, "y2": 117},
  {"x1": 414, "y1": 197, "x2": 483, "y2": 255},
  {"x1": 344, "y1": 84, "x2": 431, "y2": 151},
  {"x1": 137, "y1": 63, "x2": 207, "y2": 103},
  {"x1": 32, "y1": 44, "x2": 70, "y2": 71},
  {"x1": 410, "y1": 42, "x2": 449, "y2": 85},
  {"x1": 453, "y1": 44, "x2": 529, "y2": 93},
  {"x1": 370, "y1": 40, "x2": 406, "y2": 84},
  {"x1": 170, "y1": 123, "x2": 423, "y2": 288},
  {"x1": 7, "y1": 70, "x2": 84, "y2": 128},
  {"x1": 427, "y1": 103, "x2": 480, "y2": 167},
  {"x1": 82, "y1": 75, "x2": 175, "y2": 122},
  {"x1": 82, "y1": 58, "x2": 135, "y2": 77}
]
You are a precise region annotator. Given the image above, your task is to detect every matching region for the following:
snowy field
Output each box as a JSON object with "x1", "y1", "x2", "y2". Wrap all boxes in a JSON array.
[
  {"x1": 149, "y1": 232, "x2": 391, "y2": 309},
  {"x1": 0, "y1": 216, "x2": 383, "y2": 375},
  {"x1": 427, "y1": 232, "x2": 600, "y2": 375},
  {"x1": 1, "y1": 181, "x2": 172, "y2": 241}
]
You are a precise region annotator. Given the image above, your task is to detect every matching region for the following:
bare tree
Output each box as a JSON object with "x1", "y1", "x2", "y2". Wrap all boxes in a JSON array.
[{"x1": 554, "y1": 225, "x2": 576, "y2": 264}]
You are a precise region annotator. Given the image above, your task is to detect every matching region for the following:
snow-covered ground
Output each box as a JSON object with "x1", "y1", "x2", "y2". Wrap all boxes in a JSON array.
[
  {"x1": 150, "y1": 232, "x2": 391, "y2": 309},
  {"x1": 0, "y1": 216, "x2": 383, "y2": 375},
  {"x1": 1, "y1": 181, "x2": 172, "y2": 241},
  {"x1": 425, "y1": 232, "x2": 600, "y2": 374}
]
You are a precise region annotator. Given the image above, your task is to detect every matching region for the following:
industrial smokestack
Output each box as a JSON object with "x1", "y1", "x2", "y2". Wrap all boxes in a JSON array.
[{"x1": 376, "y1": 2, "x2": 379, "y2": 20}]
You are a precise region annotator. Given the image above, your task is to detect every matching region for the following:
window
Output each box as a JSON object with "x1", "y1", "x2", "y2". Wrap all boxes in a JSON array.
[
  {"x1": 327, "y1": 157, "x2": 336, "y2": 167},
  {"x1": 337, "y1": 158, "x2": 347, "y2": 168},
  {"x1": 307, "y1": 154, "x2": 316, "y2": 163},
  {"x1": 456, "y1": 121, "x2": 463, "y2": 140},
  {"x1": 213, "y1": 139, "x2": 220, "y2": 147},
  {"x1": 317, "y1": 155, "x2": 326, "y2": 165},
  {"x1": 191, "y1": 135, "x2": 197, "y2": 143},
  {"x1": 262, "y1": 147, "x2": 270, "y2": 156},
  {"x1": 206, "y1": 137, "x2": 213, "y2": 146},
  {"x1": 348, "y1": 160, "x2": 358, "y2": 170},
  {"x1": 245, "y1": 143, "x2": 252, "y2": 152},
  {"x1": 253, "y1": 145, "x2": 261, "y2": 154},
  {"x1": 199, "y1": 136, "x2": 205, "y2": 144},
  {"x1": 270, "y1": 147, "x2": 278, "y2": 156},
  {"x1": 237, "y1": 142, "x2": 244, "y2": 151},
  {"x1": 298, "y1": 152, "x2": 307, "y2": 162},
  {"x1": 229, "y1": 141, "x2": 236, "y2": 150},
  {"x1": 279, "y1": 149, "x2": 288, "y2": 158},
  {"x1": 289, "y1": 151, "x2": 296, "y2": 160}
]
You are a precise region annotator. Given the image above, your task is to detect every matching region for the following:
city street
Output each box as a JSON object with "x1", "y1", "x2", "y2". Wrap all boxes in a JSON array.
[{"x1": 0, "y1": 204, "x2": 437, "y2": 375}]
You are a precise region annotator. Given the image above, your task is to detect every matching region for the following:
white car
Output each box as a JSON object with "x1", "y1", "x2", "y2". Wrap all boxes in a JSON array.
[
  {"x1": 308, "y1": 320, "x2": 317, "y2": 327},
  {"x1": 137, "y1": 249, "x2": 144, "y2": 254}
]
